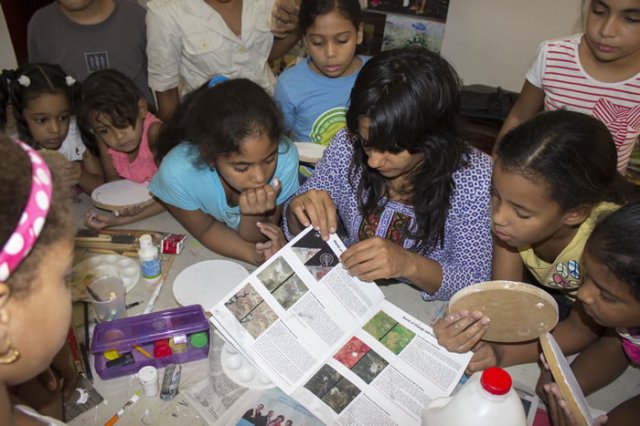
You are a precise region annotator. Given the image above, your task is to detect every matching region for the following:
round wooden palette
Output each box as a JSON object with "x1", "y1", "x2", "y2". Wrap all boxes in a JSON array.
[
  {"x1": 448, "y1": 280, "x2": 559, "y2": 342},
  {"x1": 540, "y1": 332, "x2": 593, "y2": 426},
  {"x1": 91, "y1": 179, "x2": 153, "y2": 211}
]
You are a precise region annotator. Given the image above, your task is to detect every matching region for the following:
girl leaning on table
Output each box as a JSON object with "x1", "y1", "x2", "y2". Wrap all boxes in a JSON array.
[
  {"x1": 150, "y1": 77, "x2": 300, "y2": 265},
  {"x1": 284, "y1": 46, "x2": 494, "y2": 300},
  {"x1": 491, "y1": 110, "x2": 630, "y2": 321},
  {"x1": 436, "y1": 202, "x2": 640, "y2": 426},
  {"x1": 0, "y1": 134, "x2": 76, "y2": 425},
  {"x1": 77, "y1": 69, "x2": 166, "y2": 231}
]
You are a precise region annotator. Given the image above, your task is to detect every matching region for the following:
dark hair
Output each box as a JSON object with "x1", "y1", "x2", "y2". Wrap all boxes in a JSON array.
[
  {"x1": 299, "y1": 0, "x2": 362, "y2": 34},
  {"x1": 0, "y1": 134, "x2": 74, "y2": 297},
  {"x1": 346, "y1": 47, "x2": 468, "y2": 251},
  {"x1": 77, "y1": 69, "x2": 145, "y2": 156},
  {"x1": 586, "y1": 201, "x2": 640, "y2": 301},
  {"x1": 0, "y1": 71, "x2": 9, "y2": 131},
  {"x1": 0, "y1": 63, "x2": 79, "y2": 146},
  {"x1": 155, "y1": 79, "x2": 283, "y2": 165},
  {"x1": 495, "y1": 110, "x2": 623, "y2": 212}
]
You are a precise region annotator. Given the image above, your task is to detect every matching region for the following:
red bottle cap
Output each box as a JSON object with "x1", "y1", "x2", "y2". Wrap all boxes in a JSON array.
[{"x1": 480, "y1": 367, "x2": 512, "y2": 395}]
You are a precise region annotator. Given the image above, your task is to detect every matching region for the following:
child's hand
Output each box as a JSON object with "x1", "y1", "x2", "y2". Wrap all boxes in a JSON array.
[
  {"x1": 340, "y1": 237, "x2": 411, "y2": 281},
  {"x1": 433, "y1": 310, "x2": 490, "y2": 353},
  {"x1": 465, "y1": 341, "x2": 500, "y2": 375},
  {"x1": 536, "y1": 354, "x2": 555, "y2": 403},
  {"x1": 61, "y1": 160, "x2": 82, "y2": 188},
  {"x1": 84, "y1": 210, "x2": 120, "y2": 230},
  {"x1": 239, "y1": 177, "x2": 281, "y2": 216},
  {"x1": 288, "y1": 189, "x2": 337, "y2": 240},
  {"x1": 254, "y1": 221, "x2": 286, "y2": 264},
  {"x1": 544, "y1": 383, "x2": 608, "y2": 426}
]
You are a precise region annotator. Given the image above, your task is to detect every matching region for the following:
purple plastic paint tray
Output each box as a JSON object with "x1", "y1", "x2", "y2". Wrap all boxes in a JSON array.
[{"x1": 90, "y1": 305, "x2": 210, "y2": 380}]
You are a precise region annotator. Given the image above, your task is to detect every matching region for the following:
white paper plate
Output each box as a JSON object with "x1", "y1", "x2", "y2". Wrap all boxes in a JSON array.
[
  {"x1": 91, "y1": 179, "x2": 152, "y2": 211},
  {"x1": 172, "y1": 260, "x2": 250, "y2": 308},
  {"x1": 70, "y1": 254, "x2": 139, "y2": 301},
  {"x1": 221, "y1": 343, "x2": 274, "y2": 389},
  {"x1": 294, "y1": 142, "x2": 326, "y2": 164}
]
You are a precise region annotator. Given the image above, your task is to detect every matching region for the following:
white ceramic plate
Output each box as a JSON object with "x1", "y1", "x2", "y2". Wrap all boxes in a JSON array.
[
  {"x1": 294, "y1": 142, "x2": 326, "y2": 164},
  {"x1": 69, "y1": 254, "x2": 140, "y2": 301},
  {"x1": 172, "y1": 260, "x2": 250, "y2": 308},
  {"x1": 221, "y1": 343, "x2": 274, "y2": 389},
  {"x1": 91, "y1": 180, "x2": 152, "y2": 211}
]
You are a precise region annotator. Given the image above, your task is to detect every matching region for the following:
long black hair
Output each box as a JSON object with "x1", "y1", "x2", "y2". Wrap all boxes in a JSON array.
[{"x1": 346, "y1": 47, "x2": 469, "y2": 251}]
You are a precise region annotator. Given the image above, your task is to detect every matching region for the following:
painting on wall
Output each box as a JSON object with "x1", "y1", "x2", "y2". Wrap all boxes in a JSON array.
[
  {"x1": 381, "y1": 13, "x2": 446, "y2": 53},
  {"x1": 366, "y1": 0, "x2": 450, "y2": 21}
]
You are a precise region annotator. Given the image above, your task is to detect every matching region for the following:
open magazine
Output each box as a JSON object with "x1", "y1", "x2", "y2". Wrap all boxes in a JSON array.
[{"x1": 209, "y1": 227, "x2": 472, "y2": 425}]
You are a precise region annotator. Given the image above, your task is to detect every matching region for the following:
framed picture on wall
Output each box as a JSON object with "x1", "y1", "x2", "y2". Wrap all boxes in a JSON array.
[
  {"x1": 381, "y1": 13, "x2": 446, "y2": 53},
  {"x1": 366, "y1": 0, "x2": 450, "y2": 21}
]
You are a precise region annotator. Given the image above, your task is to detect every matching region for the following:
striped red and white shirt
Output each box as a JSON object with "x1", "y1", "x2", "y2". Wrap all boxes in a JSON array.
[{"x1": 527, "y1": 33, "x2": 640, "y2": 172}]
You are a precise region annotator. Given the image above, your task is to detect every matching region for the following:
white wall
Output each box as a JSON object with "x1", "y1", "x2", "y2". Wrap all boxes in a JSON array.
[
  {"x1": 0, "y1": 1, "x2": 584, "y2": 91},
  {"x1": 441, "y1": 0, "x2": 584, "y2": 91},
  {"x1": 0, "y1": 7, "x2": 17, "y2": 70}
]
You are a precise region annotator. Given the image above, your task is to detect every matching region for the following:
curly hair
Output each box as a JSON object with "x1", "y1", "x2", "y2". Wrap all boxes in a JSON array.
[
  {"x1": 155, "y1": 78, "x2": 283, "y2": 166},
  {"x1": 0, "y1": 134, "x2": 74, "y2": 298},
  {"x1": 346, "y1": 47, "x2": 469, "y2": 251},
  {"x1": 0, "y1": 63, "x2": 79, "y2": 147}
]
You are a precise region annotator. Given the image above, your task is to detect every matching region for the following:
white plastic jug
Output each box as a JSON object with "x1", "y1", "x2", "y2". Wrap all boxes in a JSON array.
[{"x1": 422, "y1": 367, "x2": 527, "y2": 426}]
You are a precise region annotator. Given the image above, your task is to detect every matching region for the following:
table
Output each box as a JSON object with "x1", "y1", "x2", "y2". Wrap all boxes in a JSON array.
[{"x1": 67, "y1": 194, "x2": 639, "y2": 425}]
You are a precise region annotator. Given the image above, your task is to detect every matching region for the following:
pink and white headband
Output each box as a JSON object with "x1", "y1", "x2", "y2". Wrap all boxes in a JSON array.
[{"x1": 0, "y1": 142, "x2": 52, "y2": 281}]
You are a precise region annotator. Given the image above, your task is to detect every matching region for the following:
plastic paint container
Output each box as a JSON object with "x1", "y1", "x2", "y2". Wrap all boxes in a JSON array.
[
  {"x1": 138, "y1": 366, "x2": 159, "y2": 397},
  {"x1": 189, "y1": 332, "x2": 209, "y2": 349}
]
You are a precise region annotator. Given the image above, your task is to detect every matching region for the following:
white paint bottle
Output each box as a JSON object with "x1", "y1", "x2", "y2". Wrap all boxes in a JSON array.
[
  {"x1": 138, "y1": 234, "x2": 161, "y2": 284},
  {"x1": 138, "y1": 366, "x2": 159, "y2": 397},
  {"x1": 422, "y1": 367, "x2": 527, "y2": 426}
]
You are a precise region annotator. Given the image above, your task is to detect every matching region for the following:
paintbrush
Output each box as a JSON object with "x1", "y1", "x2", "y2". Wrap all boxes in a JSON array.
[{"x1": 86, "y1": 285, "x2": 104, "y2": 302}]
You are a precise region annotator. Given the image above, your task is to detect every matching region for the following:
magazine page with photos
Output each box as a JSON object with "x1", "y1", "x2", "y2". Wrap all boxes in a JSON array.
[
  {"x1": 210, "y1": 227, "x2": 386, "y2": 393},
  {"x1": 291, "y1": 300, "x2": 471, "y2": 425},
  {"x1": 213, "y1": 387, "x2": 325, "y2": 426}
]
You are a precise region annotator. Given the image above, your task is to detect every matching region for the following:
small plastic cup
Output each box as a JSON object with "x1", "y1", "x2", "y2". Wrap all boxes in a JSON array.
[{"x1": 89, "y1": 276, "x2": 126, "y2": 322}]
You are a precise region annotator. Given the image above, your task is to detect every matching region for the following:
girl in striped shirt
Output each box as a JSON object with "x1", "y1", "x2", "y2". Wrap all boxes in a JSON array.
[{"x1": 498, "y1": 0, "x2": 640, "y2": 173}]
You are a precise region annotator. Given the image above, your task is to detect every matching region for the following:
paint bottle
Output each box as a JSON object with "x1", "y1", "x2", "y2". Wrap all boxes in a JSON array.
[
  {"x1": 138, "y1": 234, "x2": 161, "y2": 284},
  {"x1": 138, "y1": 366, "x2": 159, "y2": 397},
  {"x1": 422, "y1": 367, "x2": 527, "y2": 426}
]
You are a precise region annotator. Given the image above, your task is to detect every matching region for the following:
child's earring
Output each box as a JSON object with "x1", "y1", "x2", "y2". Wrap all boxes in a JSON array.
[{"x1": 0, "y1": 333, "x2": 20, "y2": 364}]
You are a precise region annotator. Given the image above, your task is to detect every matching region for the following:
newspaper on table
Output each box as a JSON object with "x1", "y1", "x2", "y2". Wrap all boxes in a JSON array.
[{"x1": 209, "y1": 227, "x2": 472, "y2": 425}]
